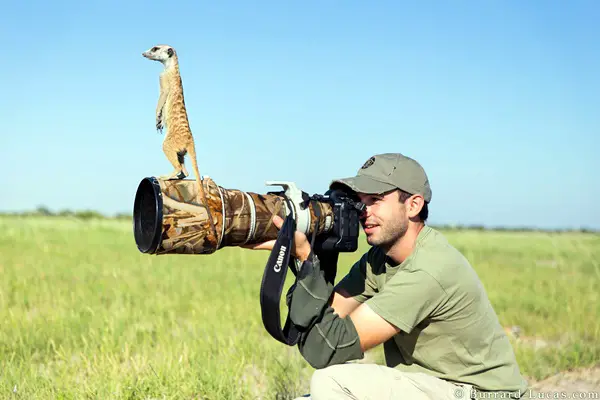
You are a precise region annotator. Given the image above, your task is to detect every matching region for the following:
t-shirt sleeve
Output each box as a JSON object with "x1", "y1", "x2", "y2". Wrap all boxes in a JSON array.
[
  {"x1": 365, "y1": 269, "x2": 446, "y2": 334},
  {"x1": 334, "y1": 249, "x2": 378, "y2": 303}
]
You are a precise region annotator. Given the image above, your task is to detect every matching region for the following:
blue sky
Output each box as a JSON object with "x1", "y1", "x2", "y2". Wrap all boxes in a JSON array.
[{"x1": 1, "y1": 1, "x2": 598, "y2": 230}]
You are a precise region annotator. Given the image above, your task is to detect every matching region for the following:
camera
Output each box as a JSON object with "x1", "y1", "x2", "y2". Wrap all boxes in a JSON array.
[
  {"x1": 132, "y1": 176, "x2": 365, "y2": 256},
  {"x1": 132, "y1": 175, "x2": 365, "y2": 346}
]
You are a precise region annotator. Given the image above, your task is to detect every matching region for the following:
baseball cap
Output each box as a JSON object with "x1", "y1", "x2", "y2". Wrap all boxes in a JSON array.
[{"x1": 329, "y1": 153, "x2": 432, "y2": 203}]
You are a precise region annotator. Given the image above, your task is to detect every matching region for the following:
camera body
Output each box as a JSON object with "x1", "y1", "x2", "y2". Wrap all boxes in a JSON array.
[
  {"x1": 309, "y1": 189, "x2": 365, "y2": 253},
  {"x1": 266, "y1": 181, "x2": 365, "y2": 254}
]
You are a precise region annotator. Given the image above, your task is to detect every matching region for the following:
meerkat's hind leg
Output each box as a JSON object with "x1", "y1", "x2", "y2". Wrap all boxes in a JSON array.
[
  {"x1": 160, "y1": 143, "x2": 187, "y2": 180},
  {"x1": 163, "y1": 170, "x2": 187, "y2": 180},
  {"x1": 159, "y1": 169, "x2": 186, "y2": 180},
  {"x1": 178, "y1": 150, "x2": 189, "y2": 178},
  {"x1": 159, "y1": 169, "x2": 185, "y2": 180}
]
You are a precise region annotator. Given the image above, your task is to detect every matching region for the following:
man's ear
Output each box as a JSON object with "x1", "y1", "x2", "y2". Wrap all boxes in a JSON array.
[{"x1": 407, "y1": 194, "x2": 425, "y2": 219}]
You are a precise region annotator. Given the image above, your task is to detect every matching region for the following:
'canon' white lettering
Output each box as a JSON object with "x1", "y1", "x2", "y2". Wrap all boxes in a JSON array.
[{"x1": 274, "y1": 245, "x2": 287, "y2": 272}]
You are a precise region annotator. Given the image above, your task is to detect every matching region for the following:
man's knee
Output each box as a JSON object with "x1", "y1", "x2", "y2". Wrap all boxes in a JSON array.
[{"x1": 309, "y1": 365, "x2": 349, "y2": 399}]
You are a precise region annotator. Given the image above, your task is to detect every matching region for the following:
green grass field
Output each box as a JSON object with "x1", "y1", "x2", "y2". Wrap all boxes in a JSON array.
[{"x1": 1, "y1": 216, "x2": 598, "y2": 399}]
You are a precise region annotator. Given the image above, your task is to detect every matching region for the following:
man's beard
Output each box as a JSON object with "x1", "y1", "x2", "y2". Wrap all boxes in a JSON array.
[{"x1": 365, "y1": 217, "x2": 409, "y2": 252}]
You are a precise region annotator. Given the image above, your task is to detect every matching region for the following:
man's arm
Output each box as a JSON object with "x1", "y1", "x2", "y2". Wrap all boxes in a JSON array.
[
  {"x1": 331, "y1": 259, "x2": 403, "y2": 352},
  {"x1": 291, "y1": 254, "x2": 445, "y2": 368},
  {"x1": 347, "y1": 302, "x2": 401, "y2": 352},
  {"x1": 328, "y1": 288, "x2": 403, "y2": 353},
  {"x1": 290, "y1": 249, "x2": 402, "y2": 368},
  {"x1": 296, "y1": 294, "x2": 402, "y2": 367}
]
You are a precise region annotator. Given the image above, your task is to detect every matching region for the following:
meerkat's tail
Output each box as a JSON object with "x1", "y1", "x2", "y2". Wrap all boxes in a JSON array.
[
  {"x1": 187, "y1": 141, "x2": 218, "y2": 243},
  {"x1": 186, "y1": 142, "x2": 205, "y2": 200}
]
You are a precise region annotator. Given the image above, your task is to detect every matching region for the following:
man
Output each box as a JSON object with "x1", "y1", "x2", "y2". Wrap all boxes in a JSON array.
[{"x1": 246, "y1": 153, "x2": 528, "y2": 399}]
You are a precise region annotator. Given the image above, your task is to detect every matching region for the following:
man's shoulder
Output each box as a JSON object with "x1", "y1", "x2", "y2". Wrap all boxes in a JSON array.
[
  {"x1": 412, "y1": 226, "x2": 467, "y2": 262},
  {"x1": 406, "y1": 226, "x2": 477, "y2": 287}
]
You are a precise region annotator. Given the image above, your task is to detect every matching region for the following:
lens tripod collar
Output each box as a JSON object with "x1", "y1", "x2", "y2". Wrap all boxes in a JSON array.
[{"x1": 265, "y1": 181, "x2": 312, "y2": 236}]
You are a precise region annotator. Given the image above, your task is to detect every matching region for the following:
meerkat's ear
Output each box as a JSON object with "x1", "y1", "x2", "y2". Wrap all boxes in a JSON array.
[{"x1": 167, "y1": 48, "x2": 174, "y2": 57}]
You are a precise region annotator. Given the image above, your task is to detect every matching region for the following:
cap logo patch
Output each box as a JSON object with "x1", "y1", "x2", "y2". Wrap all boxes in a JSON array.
[{"x1": 361, "y1": 156, "x2": 375, "y2": 169}]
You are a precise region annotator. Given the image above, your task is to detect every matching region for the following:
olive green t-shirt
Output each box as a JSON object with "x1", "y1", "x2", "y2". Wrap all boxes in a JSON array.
[{"x1": 336, "y1": 225, "x2": 528, "y2": 394}]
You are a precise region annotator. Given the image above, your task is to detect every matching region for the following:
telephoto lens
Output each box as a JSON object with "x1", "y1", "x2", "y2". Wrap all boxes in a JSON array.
[{"x1": 132, "y1": 176, "x2": 336, "y2": 255}]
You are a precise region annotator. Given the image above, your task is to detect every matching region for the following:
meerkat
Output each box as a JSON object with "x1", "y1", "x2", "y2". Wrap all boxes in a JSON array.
[
  {"x1": 142, "y1": 44, "x2": 207, "y2": 201},
  {"x1": 142, "y1": 44, "x2": 218, "y2": 241}
]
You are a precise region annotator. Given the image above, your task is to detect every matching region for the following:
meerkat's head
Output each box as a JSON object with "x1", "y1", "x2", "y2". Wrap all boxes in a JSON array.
[{"x1": 142, "y1": 45, "x2": 177, "y2": 66}]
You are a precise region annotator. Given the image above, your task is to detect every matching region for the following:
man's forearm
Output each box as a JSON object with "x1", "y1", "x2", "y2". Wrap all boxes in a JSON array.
[
  {"x1": 297, "y1": 306, "x2": 364, "y2": 369},
  {"x1": 289, "y1": 254, "x2": 364, "y2": 369}
]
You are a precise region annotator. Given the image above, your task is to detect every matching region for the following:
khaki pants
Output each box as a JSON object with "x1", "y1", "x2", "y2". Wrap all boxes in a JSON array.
[{"x1": 294, "y1": 363, "x2": 476, "y2": 400}]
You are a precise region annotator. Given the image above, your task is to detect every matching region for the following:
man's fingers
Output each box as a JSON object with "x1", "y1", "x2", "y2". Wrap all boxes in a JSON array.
[
  {"x1": 240, "y1": 215, "x2": 291, "y2": 252},
  {"x1": 272, "y1": 215, "x2": 284, "y2": 228},
  {"x1": 240, "y1": 240, "x2": 276, "y2": 251},
  {"x1": 239, "y1": 216, "x2": 285, "y2": 251}
]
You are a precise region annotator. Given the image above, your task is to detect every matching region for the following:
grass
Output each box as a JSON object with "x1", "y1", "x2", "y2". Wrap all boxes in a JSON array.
[{"x1": 0, "y1": 216, "x2": 598, "y2": 399}]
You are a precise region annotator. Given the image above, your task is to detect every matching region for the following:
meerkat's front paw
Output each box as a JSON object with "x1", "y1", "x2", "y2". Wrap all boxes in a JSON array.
[{"x1": 156, "y1": 110, "x2": 164, "y2": 130}]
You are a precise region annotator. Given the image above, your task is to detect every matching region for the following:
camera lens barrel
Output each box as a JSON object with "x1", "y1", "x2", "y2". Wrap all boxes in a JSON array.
[{"x1": 132, "y1": 176, "x2": 334, "y2": 255}]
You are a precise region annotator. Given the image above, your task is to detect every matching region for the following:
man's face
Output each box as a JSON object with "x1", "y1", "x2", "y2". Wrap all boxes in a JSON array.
[{"x1": 357, "y1": 190, "x2": 409, "y2": 249}]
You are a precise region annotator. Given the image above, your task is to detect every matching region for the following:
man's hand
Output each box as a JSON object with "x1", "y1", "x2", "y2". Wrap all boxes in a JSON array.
[{"x1": 241, "y1": 215, "x2": 313, "y2": 262}]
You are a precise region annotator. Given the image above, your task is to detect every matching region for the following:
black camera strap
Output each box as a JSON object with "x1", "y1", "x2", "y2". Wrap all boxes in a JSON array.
[
  {"x1": 259, "y1": 199, "x2": 302, "y2": 346},
  {"x1": 259, "y1": 196, "x2": 341, "y2": 346}
]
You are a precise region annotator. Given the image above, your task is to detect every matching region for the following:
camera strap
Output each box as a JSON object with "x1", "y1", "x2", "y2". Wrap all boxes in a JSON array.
[{"x1": 259, "y1": 199, "x2": 302, "y2": 346}]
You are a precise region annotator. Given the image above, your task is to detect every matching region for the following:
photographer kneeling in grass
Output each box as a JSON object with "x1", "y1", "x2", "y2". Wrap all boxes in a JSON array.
[{"x1": 245, "y1": 153, "x2": 528, "y2": 399}]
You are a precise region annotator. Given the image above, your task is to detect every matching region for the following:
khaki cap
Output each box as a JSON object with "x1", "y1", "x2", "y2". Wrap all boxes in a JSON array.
[{"x1": 330, "y1": 153, "x2": 432, "y2": 203}]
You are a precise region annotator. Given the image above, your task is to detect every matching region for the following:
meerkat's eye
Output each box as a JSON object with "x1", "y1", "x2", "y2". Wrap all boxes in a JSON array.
[{"x1": 151, "y1": 47, "x2": 159, "y2": 52}]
